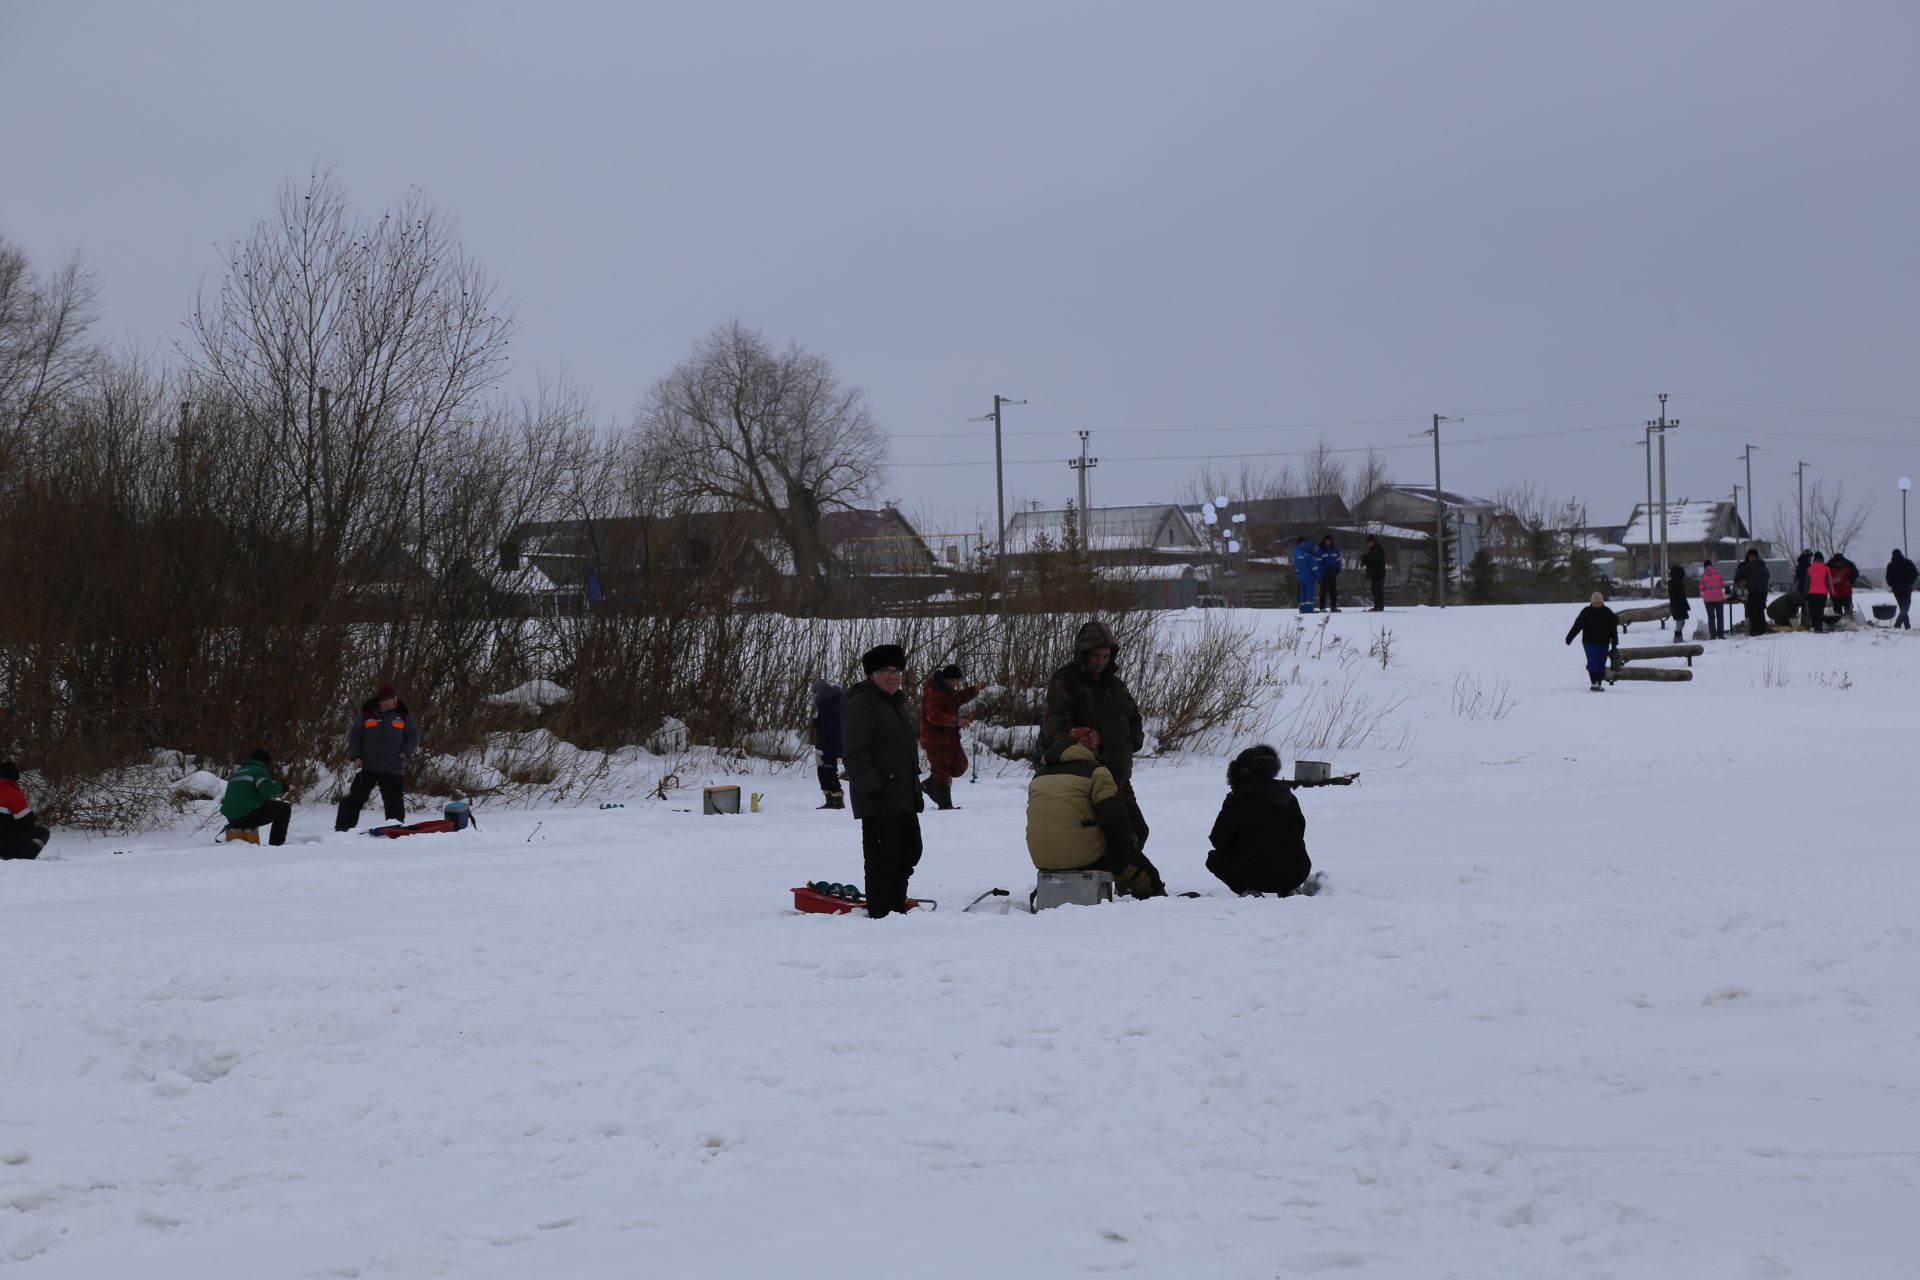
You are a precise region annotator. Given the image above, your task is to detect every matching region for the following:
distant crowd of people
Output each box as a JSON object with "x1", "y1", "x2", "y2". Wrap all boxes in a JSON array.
[{"x1": 814, "y1": 620, "x2": 1323, "y2": 917}]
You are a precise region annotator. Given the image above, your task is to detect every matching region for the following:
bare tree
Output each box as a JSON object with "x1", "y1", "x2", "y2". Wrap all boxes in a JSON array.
[
  {"x1": 1300, "y1": 436, "x2": 1346, "y2": 510},
  {"x1": 1805, "y1": 479, "x2": 1874, "y2": 556},
  {"x1": 0, "y1": 234, "x2": 99, "y2": 430},
  {"x1": 182, "y1": 168, "x2": 513, "y2": 574},
  {"x1": 633, "y1": 319, "x2": 886, "y2": 610},
  {"x1": 1342, "y1": 447, "x2": 1390, "y2": 515}
]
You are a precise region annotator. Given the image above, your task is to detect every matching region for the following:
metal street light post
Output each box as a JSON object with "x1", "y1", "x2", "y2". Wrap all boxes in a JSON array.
[{"x1": 1901, "y1": 476, "x2": 1912, "y2": 552}]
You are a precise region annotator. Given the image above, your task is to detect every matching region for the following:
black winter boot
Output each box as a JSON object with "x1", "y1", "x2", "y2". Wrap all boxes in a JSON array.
[
  {"x1": 921, "y1": 780, "x2": 957, "y2": 810},
  {"x1": 818, "y1": 792, "x2": 844, "y2": 810}
]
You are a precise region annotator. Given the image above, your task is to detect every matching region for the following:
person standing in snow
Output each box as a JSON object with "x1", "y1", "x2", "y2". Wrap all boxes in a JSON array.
[
  {"x1": 1886, "y1": 549, "x2": 1917, "y2": 629},
  {"x1": 1206, "y1": 745, "x2": 1313, "y2": 897},
  {"x1": 1565, "y1": 592, "x2": 1621, "y2": 691},
  {"x1": 1667, "y1": 564, "x2": 1693, "y2": 639},
  {"x1": 841, "y1": 644, "x2": 925, "y2": 919},
  {"x1": 1290, "y1": 536, "x2": 1319, "y2": 613},
  {"x1": 1829, "y1": 553, "x2": 1856, "y2": 619},
  {"x1": 811, "y1": 680, "x2": 845, "y2": 810},
  {"x1": 1361, "y1": 535, "x2": 1387, "y2": 611},
  {"x1": 918, "y1": 663, "x2": 982, "y2": 811},
  {"x1": 1794, "y1": 550, "x2": 1814, "y2": 627},
  {"x1": 1042, "y1": 619, "x2": 1149, "y2": 852},
  {"x1": 1804, "y1": 553, "x2": 1832, "y2": 632},
  {"x1": 0, "y1": 761, "x2": 50, "y2": 860},
  {"x1": 1698, "y1": 560, "x2": 1727, "y2": 640},
  {"x1": 220, "y1": 748, "x2": 293, "y2": 846},
  {"x1": 334, "y1": 683, "x2": 420, "y2": 831},
  {"x1": 1316, "y1": 536, "x2": 1343, "y2": 612},
  {"x1": 1735, "y1": 548, "x2": 1770, "y2": 636},
  {"x1": 1025, "y1": 727, "x2": 1165, "y2": 899}
]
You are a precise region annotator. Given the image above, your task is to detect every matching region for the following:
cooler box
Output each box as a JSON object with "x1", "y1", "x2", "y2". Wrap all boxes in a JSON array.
[{"x1": 1034, "y1": 869, "x2": 1115, "y2": 910}]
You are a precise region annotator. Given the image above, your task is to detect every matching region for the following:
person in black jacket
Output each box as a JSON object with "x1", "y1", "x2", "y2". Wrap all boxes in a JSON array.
[
  {"x1": 841, "y1": 644, "x2": 926, "y2": 919},
  {"x1": 812, "y1": 680, "x2": 845, "y2": 809},
  {"x1": 1206, "y1": 745, "x2": 1312, "y2": 896},
  {"x1": 334, "y1": 683, "x2": 421, "y2": 831},
  {"x1": 1667, "y1": 565, "x2": 1693, "y2": 639},
  {"x1": 1734, "y1": 548, "x2": 1770, "y2": 635},
  {"x1": 1886, "y1": 549, "x2": 1917, "y2": 629},
  {"x1": 1361, "y1": 536, "x2": 1387, "y2": 611},
  {"x1": 1564, "y1": 592, "x2": 1620, "y2": 691}
]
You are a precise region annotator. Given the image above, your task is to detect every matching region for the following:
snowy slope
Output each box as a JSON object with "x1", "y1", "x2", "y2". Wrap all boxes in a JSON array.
[{"x1": 3, "y1": 603, "x2": 1917, "y2": 1279}]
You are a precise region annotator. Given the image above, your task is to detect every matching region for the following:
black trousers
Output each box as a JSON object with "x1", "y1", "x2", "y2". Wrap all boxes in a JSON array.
[
  {"x1": 861, "y1": 812, "x2": 924, "y2": 918},
  {"x1": 1896, "y1": 588, "x2": 1912, "y2": 628},
  {"x1": 1806, "y1": 593, "x2": 1828, "y2": 630},
  {"x1": 1317, "y1": 571, "x2": 1340, "y2": 609},
  {"x1": 230, "y1": 800, "x2": 292, "y2": 846},
  {"x1": 336, "y1": 770, "x2": 405, "y2": 830},
  {"x1": 1745, "y1": 593, "x2": 1768, "y2": 634},
  {"x1": 1368, "y1": 575, "x2": 1385, "y2": 610},
  {"x1": 1705, "y1": 602, "x2": 1725, "y2": 637},
  {"x1": 0, "y1": 823, "x2": 49, "y2": 860},
  {"x1": 815, "y1": 752, "x2": 842, "y2": 797}
]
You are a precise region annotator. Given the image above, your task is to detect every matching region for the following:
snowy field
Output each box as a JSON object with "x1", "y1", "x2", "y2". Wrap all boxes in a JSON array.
[{"x1": 4, "y1": 602, "x2": 1917, "y2": 1279}]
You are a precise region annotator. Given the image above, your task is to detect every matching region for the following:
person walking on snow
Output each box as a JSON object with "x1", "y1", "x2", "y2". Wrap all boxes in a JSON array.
[
  {"x1": 811, "y1": 680, "x2": 845, "y2": 809},
  {"x1": 1667, "y1": 564, "x2": 1693, "y2": 639},
  {"x1": 1565, "y1": 592, "x2": 1621, "y2": 691},
  {"x1": 334, "y1": 683, "x2": 420, "y2": 831},
  {"x1": 1291, "y1": 536, "x2": 1319, "y2": 613},
  {"x1": 0, "y1": 761, "x2": 50, "y2": 860},
  {"x1": 1885, "y1": 549, "x2": 1917, "y2": 629},
  {"x1": 1735, "y1": 548, "x2": 1770, "y2": 636},
  {"x1": 1206, "y1": 745, "x2": 1314, "y2": 897},
  {"x1": 1025, "y1": 727, "x2": 1165, "y2": 899},
  {"x1": 220, "y1": 748, "x2": 293, "y2": 845},
  {"x1": 1316, "y1": 536, "x2": 1343, "y2": 612},
  {"x1": 842, "y1": 644, "x2": 925, "y2": 919},
  {"x1": 1042, "y1": 620, "x2": 1150, "y2": 853},
  {"x1": 1698, "y1": 560, "x2": 1727, "y2": 639},
  {"x1": 918, "y1": 663, "x2": 983, "y2": 810},
  {"x1": 1805, "y1": 553, "x2": 1831, "y2": 632},
  {"x1": 1361, "y1": 535, "x2": 1387, "y2": 611}
]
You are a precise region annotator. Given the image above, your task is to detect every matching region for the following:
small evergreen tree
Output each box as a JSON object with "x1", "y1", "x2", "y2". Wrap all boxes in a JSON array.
[
  {"x1": 1463, "y1": 548, "x2": 1503, "y2": 604},
  {"x1": 1416, "y1": 522, "x2": 1456, "y2": 603}
]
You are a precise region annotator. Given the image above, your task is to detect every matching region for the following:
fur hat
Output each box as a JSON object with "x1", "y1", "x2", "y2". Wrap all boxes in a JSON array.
[
  {"x1": 249, "y1": 747, "x2": 272, "y2": 765},
  {"x1": 937, "y1": 663, "x2": 964, "y2": 682},
  {"x1": 1226, "y1": 744, "x2": 1281, "y2": 788},
  {"x1": 0, "y1": 761, "x2": 17, "y2": 781},
  {"x1": 861, "y1": 644, "x2": 907, "y2": 676}
]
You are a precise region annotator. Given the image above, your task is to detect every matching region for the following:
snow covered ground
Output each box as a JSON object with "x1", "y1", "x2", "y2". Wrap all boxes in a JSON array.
[{"x1": 4, "y1": 602, "x2": 1917, "y2": 1279}]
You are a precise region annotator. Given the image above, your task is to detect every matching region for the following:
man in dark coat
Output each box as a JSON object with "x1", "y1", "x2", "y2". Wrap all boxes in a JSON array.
[
  {"x1": 1564, "y1": 592, "x2": 1620, "y2": 691},
  {"x1": 1667, "y1": 565, "x2": 1693, "y2": 638},
  {"x1": 1886, "y1": 549, "x2": 1917, "y2": 629},
  {"x1": 0, "y1": 761, "x2": 50, "y2": 860},
  {"x1": 842, "y1": 644, "x2": 925, "y2": 918},
  {"x1": 812, "y1": 680, "x2": 845, "y2": 809},
  {"x1": 1361, "y1": 536, "x2": 1387, "y2": 611},
  {"x1": 1794, "y1": 550, "x2": 1814, "y2": 628},
  {"x1": 1042, "y1": 620, "x2": 1149, "y2": 851},
  {"x1": 1316, "y1": 537, "x2": 1343, "y2": 612},
  {"x1": 334, "y1": 683, "x2": 421, "y2": 831},
  {"x1": 1206, "y1": 745, "x2": 1311, "y2": 896},
  {"x1": 918, "y1": 663, "x2": 982, "y2": 811},
  {"x1": 1734, "y1": 548, "x2": 1770, "y2": 635}
]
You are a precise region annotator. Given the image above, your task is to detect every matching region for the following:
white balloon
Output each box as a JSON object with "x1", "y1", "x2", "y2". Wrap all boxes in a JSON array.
[
  {"x1": 1203, "y1": 509, "x2": 1218, "y2": 524},
  {"x1": 1228, "y1": 539, "x2": 1242, "y2": 554},
  {"x1": 1215, "y1": 494, "x2": 1229, "y2": 507}
]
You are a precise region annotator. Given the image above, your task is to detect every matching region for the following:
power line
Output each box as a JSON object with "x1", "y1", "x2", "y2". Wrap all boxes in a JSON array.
[
  {"x1": 1671, "y1": 394, "x2": 1920, "y2": 422},
  {"x1": 1683, "y1": 419, "x2": 1920, "y2": 449}
]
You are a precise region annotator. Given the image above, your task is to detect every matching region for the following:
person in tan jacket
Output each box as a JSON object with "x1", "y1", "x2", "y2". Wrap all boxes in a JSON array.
[{"x1": 1024, "y1": 727, "x2": 1165, "y2": 899}]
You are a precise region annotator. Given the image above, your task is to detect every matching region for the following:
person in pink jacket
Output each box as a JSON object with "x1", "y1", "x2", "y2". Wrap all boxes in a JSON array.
[
  {"x1": 1698, "y1": 560, "x2": 1727, "y2": 639},
  {"x1": 1805, "y1": 553, "x2": 1832, "y2": 632}
]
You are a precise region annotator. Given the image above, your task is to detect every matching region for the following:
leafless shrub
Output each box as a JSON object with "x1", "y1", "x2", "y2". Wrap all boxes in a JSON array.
[
  {"x1": 1369, "y1": 628, "x2": 1395, "y2": 670},
  {"x1": 1760, "y1": 648, "x2": 1792, "y2": 688},
  {"x1": 1280, "y1": 674, "x2": 1411, "y2": 753},
  {"x1": 1451, "y1": 669, "x2": 1517, "y2": 721},
  {"x1": 1808, "y1": 670, "x2": 1852, "y2": 690}
]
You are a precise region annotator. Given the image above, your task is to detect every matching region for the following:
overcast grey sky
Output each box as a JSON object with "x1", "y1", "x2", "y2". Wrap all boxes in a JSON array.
[{"x1": 4, "y1": 1, "x2": 1916, "y2": 558}]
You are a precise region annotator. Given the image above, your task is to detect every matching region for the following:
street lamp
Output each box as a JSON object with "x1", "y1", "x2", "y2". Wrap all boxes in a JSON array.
[{"x1": 1901, "y1": 476, "x2": 1912, "y2": 552}]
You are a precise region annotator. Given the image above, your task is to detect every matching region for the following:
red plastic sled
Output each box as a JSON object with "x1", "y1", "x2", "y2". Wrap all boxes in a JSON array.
[
  {"x1": 368, "y1": 819, "x2": 459, "y2": 838},
  {"x1": 790, "y1": 886, "x2": 934, "y2": 914}
]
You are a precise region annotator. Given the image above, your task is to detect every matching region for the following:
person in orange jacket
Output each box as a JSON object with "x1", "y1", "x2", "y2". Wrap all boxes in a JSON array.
[
  {"x1": 1698, "y1": 560, "x2": 1727, "y2": 639},
  {"x1": 1804, "y1": 553, "x2": 1832, "y2": 632},
  {"x1": 917, "y1": 663, "x2": 982, "y2": 811}
]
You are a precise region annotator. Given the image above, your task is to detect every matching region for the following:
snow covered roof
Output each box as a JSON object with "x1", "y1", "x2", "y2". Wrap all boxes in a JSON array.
[
  {"x1": 1369, "y1": 484, "x2": 1495, "y2": 513},
  {"x1": 1621, "y1": 499, "x2": 1742, "y2": 547},
  {"x1": 1003, "y1": 504, "x2": 1203, "y2": 555}
]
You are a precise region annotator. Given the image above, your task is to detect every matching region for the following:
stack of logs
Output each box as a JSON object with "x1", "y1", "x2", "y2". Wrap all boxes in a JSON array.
[{"x1": 1610, "y1": 603, "x2": 1703, "y2": 682}]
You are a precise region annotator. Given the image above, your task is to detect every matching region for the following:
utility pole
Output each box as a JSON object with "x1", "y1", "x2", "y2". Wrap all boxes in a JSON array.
[
  {"x1": 1423, "y1": 413, "x2": 1461, "y2": 607},
  {"x1": 1637, "y1": 428, "x2": 1653, "y2": 583},
  {"x1": 1068, "y1": 430, "x2": 1098, "y2": 519},
  {"x1": 1738, "y1": 443, "x2": 1757, "y2": 544},
  {"x1": 971, "y1": 394, "x2": 1025, "y2": 618},
  {"x1": 1792, "y1": 460, "x2": 1810, "y2": 552},
  {"x1": 1648, "y1": 394, "x2": 1679, "y2": 584}
]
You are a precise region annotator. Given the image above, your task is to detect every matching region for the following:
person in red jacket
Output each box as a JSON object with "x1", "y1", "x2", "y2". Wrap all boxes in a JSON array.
[
  {"x1": 917, "y1": 663, "x2": 982, "y2": 811},
  {"x1": 1804, "y1": 553, "x2": 1832, "y2": 632},
  {"x1": 1698, "y1": 560, "x2": 1727, "y2": 639},
  {"x1": 0, "y1": 761, "x2": 51, "y2": 860},
  {"x1": 1829, "y1": 553, "x2": 1857, "y2": 618}
]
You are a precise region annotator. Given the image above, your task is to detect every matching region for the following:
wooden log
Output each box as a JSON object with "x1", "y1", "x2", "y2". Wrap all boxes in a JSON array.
[
  {"x1": 1614, "y1": 643, "x2": 1704, "y2": 663},
  {"x1": 1615, "y1": 603, "x2": 1672, "y2": 626},
  {"x1": 1608, "y1": 666, "x2": 1692, "y2": 682}
]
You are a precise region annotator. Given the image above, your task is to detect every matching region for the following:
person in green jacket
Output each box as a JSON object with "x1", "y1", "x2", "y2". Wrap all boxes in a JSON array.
[{"x1": 221, "y1": 748, "x2": 292, "y2": 845}]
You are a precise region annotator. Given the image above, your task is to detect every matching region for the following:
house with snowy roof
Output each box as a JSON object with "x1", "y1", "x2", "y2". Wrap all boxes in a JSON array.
[
  {"x1": 1353, "y1": 484, "x2": 1497, "y2": 574},
  {"x1": 1001, "y1": 503, "x2": 1206, "y2": 563},
  {"x1": 1619, "y1": 499, "x2": 1759, "y2": 578}
]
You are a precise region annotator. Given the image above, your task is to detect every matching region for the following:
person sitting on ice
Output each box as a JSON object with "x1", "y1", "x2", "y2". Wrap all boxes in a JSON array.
[
  {"x1": 1206, "y1": 745, "x2": 1314, "y2": 897},
  {"x1": 0, "y1": 761, "x2": 51, "y2": 860},
  {"x1": 1564, "y1": 592, "x2": 1620, "y2": 692},
  {"x1": 1025, "y1": 727, "x2": 1165, "y2": 899},
  {"x1": 220, "y1": 747, "x2": 293, "y2": 846}
]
